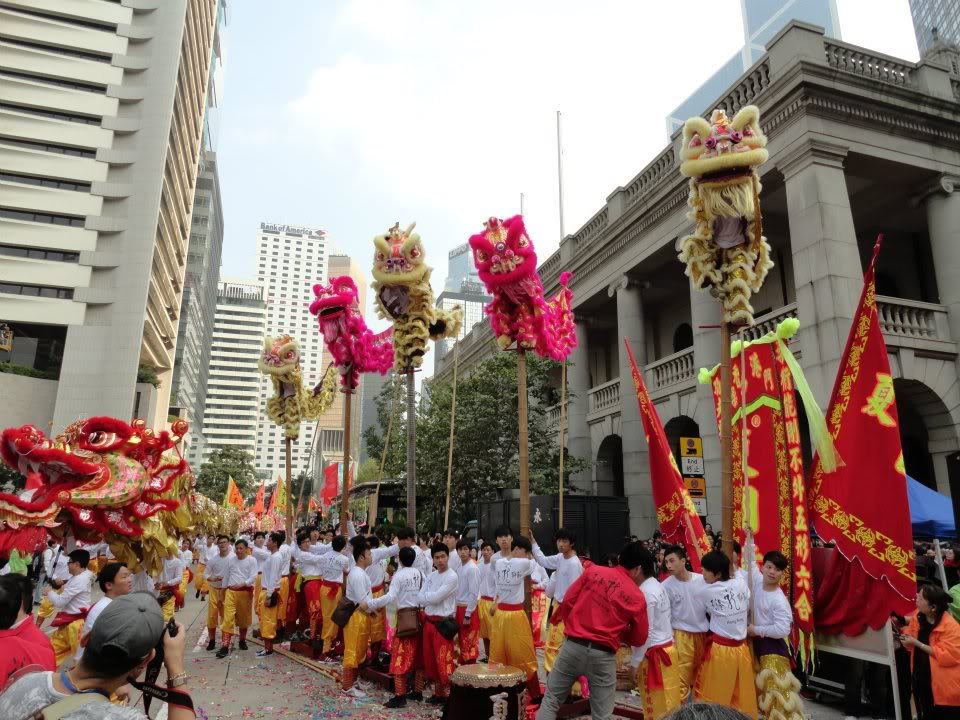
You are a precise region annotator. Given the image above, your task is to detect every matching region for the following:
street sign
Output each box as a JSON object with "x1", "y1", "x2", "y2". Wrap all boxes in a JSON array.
[
  {"x1": 683, "y1": 476, "x2": 705, "y2": 498},
  {"x1": 692, "y1": 497, "x2": 708, "y2": 515},
  {"x1": 681, "y1": 456, "x2": 705, "y2": 476},
  {"x1": 679, "y1": 437, "x2": 702, "y2": 457}
]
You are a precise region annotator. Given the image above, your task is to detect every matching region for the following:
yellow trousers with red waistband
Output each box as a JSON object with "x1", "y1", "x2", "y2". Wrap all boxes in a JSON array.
[
  {"x1": 694, "y1": 634, "x2": 758, "y2": 719},
  {"x1": 319, "y1": 580, "x2": 342, "y2": 652},
  {"x1": 159, "y1": 585, "x2": 180, "y2": 622},
  {"x1": 674, "y1": 629, "x2": 708, "y2": 700},
  {"x1": 254, "y1": 573, "x2": 262, "y2": 617},
  {"x1": 637, "y1": 641, "x2": 683, "y2": 720},
  {"x1": 341, "y1": 608, "x2": 372, "y2": 691},
  {"x1": 37, "y1": 588, "x2": 63, "y2": 622},
  {"x1": 478, "y1": 596, "x2": 495, "y2": 640},
  {"x1": 277, "y1": 574, "x2": 290, "y2": 624},
  {"x1": 258, "y1": 588, "x2": 280, "y2": 649},
  {"x1": 220, "y1": 586, "x2": 254, "y2": 645},
  {"x1": 207, "y1": 587, "x2": 225, "y2": 640},
  {"x1": 544, "y1": 601, "x2": 566, "y2": 673},
  {"x1": 50, "y1": 612, "x2": 87, "y2": 665},
  {"x1": 369, "y1": 584, "x2": 387, "y2": 643},
  {"x1": 490, "y1": 604, "x2": 538, "y2": 680},
  {"x1": 195, "y1": 563, "x2": 207, "y2": 593}
]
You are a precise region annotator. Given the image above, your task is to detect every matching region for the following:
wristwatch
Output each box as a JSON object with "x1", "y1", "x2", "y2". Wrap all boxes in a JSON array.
[{"x1": 167, "y1": 672, "x2": 188, "y2": 688}]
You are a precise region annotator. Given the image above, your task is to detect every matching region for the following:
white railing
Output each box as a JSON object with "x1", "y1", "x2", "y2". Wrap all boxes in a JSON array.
[
  {"x1": 546, "y1": 404, "x2": 562, "y2": 426},
  {"x1": 646, "y1": 348, "x2": 695, "y2": 391},
  {"x1": 588, "y1": 378, "x2": 620, "y2": 416},
  {"x1": 741, "y1": 303, "x2": 799, "y2": 342},
  {"x1": 824, "y1": 40, "x2": 915, "y2": 87},
  {"x1": 876, "y1": 296, "x2": 949, "y2": 341}
]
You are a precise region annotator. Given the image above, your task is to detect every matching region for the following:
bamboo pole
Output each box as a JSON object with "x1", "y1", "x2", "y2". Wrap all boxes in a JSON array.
[
  {"x1": 443, "y1": 341, "x2": 460, "y2": 530},
  {"x1": 517, "y1": 349, "x2": 531, "y2": 539},
  {"x1": 720, "y1": 321, "x2": 734, "y2": 563},
  {"x1": 406, "y1": 367, "x2": 417, "y2": 530},
  {"x1": 340, "y1": 389, "x2": 354, "y2": 537},
  {"x1": 557, "y1": 360, "x2": 567, "y2": 527},
  {"x1": 369, "y1": 377, "x2": 400, "y2": 528},
  {"x1": 285, "y1": 437, "x2": 293, "y2": 539}
]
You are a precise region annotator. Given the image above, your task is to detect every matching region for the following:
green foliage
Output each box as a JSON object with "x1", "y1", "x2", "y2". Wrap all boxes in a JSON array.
[
  {"x1": 0, "y1": 362, "x2": 57, "y2": 380},
  {"x1": 195, "y1": 447, "x2": 257, "y2": 500},
  {"x1": 362, "y1": 375, "x2": 406, "y2": 481},
  {"x1": 136, "y1": 364, "x2": 160, "y2": 388},
  {"x1": 0, "y1": 463, "x2": 26, "y2": 493},
  {"x1": 357, "y1": 458, "x2": 380, "y2": 484}
]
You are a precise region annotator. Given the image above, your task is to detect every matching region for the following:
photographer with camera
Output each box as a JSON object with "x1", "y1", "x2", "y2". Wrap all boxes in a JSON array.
[{"x1": 0, "y1": 592, "x2": 196, "y2": 719}]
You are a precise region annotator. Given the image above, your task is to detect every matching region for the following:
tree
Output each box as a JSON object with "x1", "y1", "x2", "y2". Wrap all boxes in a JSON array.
[
  {"x1": 357, "y1": 458, "x2": 380, "y2": 484},
  {"x1": 195, "y1": 447, "x2": 257, "y2": 501},
  {"x1": 0, "y1": 464, "x2": 25, "y2": 494},
  {"x1": 413, "y1": 353, "x2": 590, "y2": 531},
  {"x1": 362, "y1": 375, "x2": 405, "y2": 480}
]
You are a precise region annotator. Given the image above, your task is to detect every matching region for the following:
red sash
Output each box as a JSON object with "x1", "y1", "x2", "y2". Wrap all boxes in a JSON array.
[
  {"x1": 228, "y1": 586, "x2": 254, "y2": 593},
  {"x1": 320, "y1": 579, "x2": 341, "y2": 598},
  {"x1": 702, "y1": 633, "x2": 746, "y2": 661},
  {"x1": 480, "y1": 595, "x2": 495, "y2": 601},
  {"x1": 497, "y1": 603, "x2": 524, "y2": 612},
  {"x1": 644, "y1": 641, "x2": 674, "y2": 690},
  {"x1": 51, "y1": 609, "x2": 88, "y2": 628},
  {"x1": 161, "y1": 584, "x2": 185, "y2": 608},
  {"x1": 371, "y1": 583, "x2": 385, "y2": 594}
]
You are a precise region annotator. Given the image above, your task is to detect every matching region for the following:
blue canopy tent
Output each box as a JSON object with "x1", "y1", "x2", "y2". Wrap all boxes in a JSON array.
[{"x1": 906, "y1": 475, "x2": 957, "y2": 540}]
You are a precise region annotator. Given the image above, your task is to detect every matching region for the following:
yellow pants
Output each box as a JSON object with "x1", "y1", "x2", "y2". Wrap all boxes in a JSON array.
[
  {"x1": 342, "y1": 608, "x2": 372, "y2": 669},
  {"x1": 207, "y1": 587, "x2": 225, "y2": 630},
  {"x1": 369, "y1": 587, "x2": 386, "y2": 643},
  {"x1": 694, "y1": 641, "x2": 758, "y2": 719},
  {"x1": 478, "y1": 598, "x2": 494, "y2": 639},
  {"x1": 221, "y1": 588, "x2": 254, "y2": 637},
  {"x1": 162, "y1": 594, "x2": 176, "y2": 622},
  {"x1": 675, "y1": 629, "x2": 708, "y2": 700},
  {"x1": 637, "y1": 645, "x2": 684, "y2": 720},
  {"x1": 38, "y1": 588, "x2": 63, "y2": 621},
  {"x1": 756, "y1": 654, "x2": 803, "y2": 720},
  {"x1": 254, "y1": 574, "x2": 262, "y2": 617},
  {"x1": 490, "y1": 608, "x2": 538, "y2": 678},
  {"x1": 544, "y1": 606, "x2": 565, "y2": 673},
  {"x1": 87, "y1": 557, "x2": 100, "y2": 575},
  {"x1": 179, "y1": 569, "x2": 189, "y2": 599},
  {"x1": 258, "y1": 589, "x2": 279, "y2": 641},
  {"x1": 195, "y1": 563, "x2": 206, "y2": 593},
  {"x1": 51, "y1": 620, "x2": 84, "y2": 665},
  {"x1": 320, "y1": 585, "x2": 342, "y2": 652},
  {"x1": 278, "y1": 575, "x2": 290, "y2": 621}
]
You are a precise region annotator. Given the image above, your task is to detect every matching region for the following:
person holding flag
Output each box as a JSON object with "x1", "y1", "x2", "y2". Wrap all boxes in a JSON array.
[{"x1": 661, "y1": 544, "x2": 709, "y2": 700}]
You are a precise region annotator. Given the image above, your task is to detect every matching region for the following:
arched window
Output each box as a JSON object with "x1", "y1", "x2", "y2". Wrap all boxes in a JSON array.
[{"x1": 673, "y1": 323, "x2": 693, "y2": 353}]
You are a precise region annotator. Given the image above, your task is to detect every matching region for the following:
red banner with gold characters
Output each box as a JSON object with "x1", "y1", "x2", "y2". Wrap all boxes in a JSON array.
[
  {"x1": 809, "y1": 236, "x2": 916, "y2": 616},
  {"x1": 625, "y1": 339, "x2": 711, "y2": 571},
  {"x1": 702, "y1": 320, "x2": 815, "y2": 659}
]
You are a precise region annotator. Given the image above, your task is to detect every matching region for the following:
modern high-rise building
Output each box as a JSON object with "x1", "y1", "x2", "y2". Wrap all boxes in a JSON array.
[
  {"x1": 910, "y1": 0, "x2": 960, "y2": 57},
  {"x1": 0, "y1": 0, "x2": 219, "y2": 432},
  {"x1": 435, "y1": 280, "x2": 490, "y2": 360},
  {"x1": 359, "y1": 369, "x2": 393, "y2": 465},
  {"x1": 443, "y1": 242, "x2": 478, "y2": 292},
  {"x1": 665, "y1": 0, "x2": 841, "y2": 134},
  {"x1": 254, "y1": 222, "x2": 331, "y2": 479},
  {"x1": 200, "y1": 278, "x2": 266, "y2": 464}
]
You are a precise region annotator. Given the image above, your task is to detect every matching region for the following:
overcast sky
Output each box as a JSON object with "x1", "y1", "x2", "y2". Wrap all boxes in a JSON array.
[{"x1": 215, "y1": 0, "x2": 920, "y2": 374}]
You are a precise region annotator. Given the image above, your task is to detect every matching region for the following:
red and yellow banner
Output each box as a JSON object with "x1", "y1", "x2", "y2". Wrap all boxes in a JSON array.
[
  {"x1": 702, "y1": 320, "x2": 815, "y2": 658},
  {"x1": 625, "y1": 339, "x2": 711, "y2": 571},
  {"x1": 223, "y1": 476, "x2": 245, "y2": 510},
  {"x1": 809, "y1": 236, "x2": 916, "y2": 615},
  {"x1": 267, "y1": 475, "x2": 286, "y2": 515},
  {"x1": 252, "y1": 480, "x2": 265, "y2": 516}
]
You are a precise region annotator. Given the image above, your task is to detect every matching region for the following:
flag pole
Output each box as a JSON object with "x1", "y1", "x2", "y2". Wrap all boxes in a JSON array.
[
  {"x1": 443, "y1": 339, "x2": 460, "y2": 530},
  {"x1": 720, "y1": 319, "x2": 735, "y2": 564},
  {"x1": 556, "y1": 108, "x2": 567, "y2": 527},
  {"x1": 285, "y1": 438, "x2": 293, "y2": 539},
  {"x1": 406, "y1": 366, "x2": 417, "y2": 530},
  {"x1": 340, "y1": 388, "x2": 354, "y2": 537},
  {"x1": 369, "y1": 376, "x2": 400, "y2": 528}
]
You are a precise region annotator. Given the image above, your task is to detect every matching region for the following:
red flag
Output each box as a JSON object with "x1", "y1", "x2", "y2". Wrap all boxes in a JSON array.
[
  {"x1": 809, "y1": 235, "x2": 916, "y2": 620},
  {"x1": 252, "y1": 481, "x2": 265, "y2": 515},
  {"x1": 308, "y1": 497, "x2": 318, "y2": 513},
  {"x1": 321, "y1": 463, "x2": 339, "y2": 507},
  {"x1": 625, "y1": 339, "x2": 711, "y2": 570}
]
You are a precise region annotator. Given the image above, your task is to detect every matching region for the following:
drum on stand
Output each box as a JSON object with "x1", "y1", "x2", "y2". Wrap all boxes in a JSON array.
[{"x1": 443, "y1": 663, "x2": 527, "y2": 720}]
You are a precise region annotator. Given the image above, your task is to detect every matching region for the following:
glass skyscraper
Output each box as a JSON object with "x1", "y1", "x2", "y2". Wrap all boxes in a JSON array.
[{"x1": 910, "y1": 0, "x2": 960, "y2": 56}]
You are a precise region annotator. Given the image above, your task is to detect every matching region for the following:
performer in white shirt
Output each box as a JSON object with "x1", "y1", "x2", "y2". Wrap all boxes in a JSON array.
[
  {"x1": 340, "y1": 540, "x2": 376, "y2": 699},
  {"x1": 256, "y1": 531, "x2": 287, "y2": 657},
  {"x1": 318, "y1": 535, "x2": 351, "y2": 655},
  {"x1": 454, "y1": 540, "x2": 481, "y2": 663},
  {"x1": 75, "y1": 562, "x2": 131, "y2": 661},
  {"x1": 416, "y1": 542, "x2": 459, "y2": 705},
  {"x1": 365, "y1": 535, "x2": 399, "y2": 660},
  {"x1": 290, "y1": 531, "x2": 327, "y2": 647},
  {"x1": 396, "y1": 527, "x2": 431, "y2": 578},
  {"x1": 217, "y1": 538, "x2": 259, "y2": 657},
  {"x1": 662, "y1": 544, "x2": 710, "y2": 700},
  {"x1": 43, "y1": 549, "x2": 94, "y2": 664},
  {"x1": 491, "y1": 536, "x2": 541, "y2": 702},
  {"x1": 693, "y1": 550, "x2": 757, "y2": 717},
  {"x1": 749, "y1": 550, "x2": 801, "y2": 720},
  {"x1": 631, "y1": 550, "x2": 682, "y2": 720},
  {"x1": 442, "y1": 529, "x2": 461, "y2": 572},
  {"x1": 362, "y1": 546, "x2": 424, "y2": 709},
  {"x1": 250, "y1": 532, "x2": 270, "y2": 618},
  {"x1": 492, "y1": 526, "x2": 513, "y2": 562},
  {"x1": 531, "y1": 529, "x2": 583, "y2": 675},
  {"x1": 36, "y1": 542, "x2": 70, "y2": 626},
  {"x1": 477, "y1": 541, "x2": 497, "y2": 658},
  {"x1": 158, "y1": 551, "x2": 186, "y2": 621},
  {"x1": 530, "y1": 556, "x2": 549, "y2": 648},
  {"x1": 203, "y1": 535, "x2": 233, "y2": 651}
]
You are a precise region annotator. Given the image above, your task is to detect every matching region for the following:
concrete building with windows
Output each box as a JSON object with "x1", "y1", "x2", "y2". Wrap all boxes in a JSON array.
[
  {"x1": 434, "y1": 280, "x2": 490, "y2": 361},
  {"x1": 200, "y1": 278, "x2": 266, "y2": 464},
  {"x1": 910, "y1": 0, "x2": 960, "y2": 57},
  {"x1": 0, "y1": 0, "x2": 219, "y2": 432},
  {"x1": 666, "y1": 0, "x2": 840, "y2": 134},
  {"x1": 436, "y1": 22, "x2": 960, "y2": 537}
]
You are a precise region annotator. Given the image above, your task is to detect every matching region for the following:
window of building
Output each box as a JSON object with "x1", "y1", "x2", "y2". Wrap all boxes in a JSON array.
[
  {"x1": 0, "y1": 244, "x2": 80, "y2": 262},
  {"x1": 0, "y1": 136, "x2": 96, "y2": 158},
  {"x1": 0, "y1": 282, "x2": 73, "y2": 299},
  {"x1": 0, "y1": 172, "x2": 91, "y2": 192},
  {"x1": 0, "y1": 101, "x2": 101, "y2": 125},
  {"x1": 0, "y1": 208, "x2": 84, "y2": 227}
]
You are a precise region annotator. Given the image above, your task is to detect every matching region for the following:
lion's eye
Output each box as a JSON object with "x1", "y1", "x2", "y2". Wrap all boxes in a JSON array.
[
  {"x1": 518, "y1": 236, "x2": 529, "y2": 248},
  {"x1": 475, "y1": 250, "x2": 486, "y2": 263},
  {"x1": 409, "y1": 246, "x2": 421, "y2": 259},
  {"x1": 86, "y1": 431, "x2": 115, "y2": 448},
  {"x1": 376, "y1": 252, "x2": 386, "y2": 262}
]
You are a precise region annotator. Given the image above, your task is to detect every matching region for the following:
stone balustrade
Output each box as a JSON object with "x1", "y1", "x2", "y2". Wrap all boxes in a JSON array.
[
  {"x1": 646, "y1": 347, "x2": 695, "y2": 391},
  {"x1": 876, "y1": 295, "x2": 950, "y2": 341},
  {"x1": 741, "y1": 303, "x2": 799, "y2": 342},
  {"x1": 824, "y1": 40, "x2": 915, "y2": 87},
  {"x1": 587, "y1": 378, "x2": 620, "y2": 417}
]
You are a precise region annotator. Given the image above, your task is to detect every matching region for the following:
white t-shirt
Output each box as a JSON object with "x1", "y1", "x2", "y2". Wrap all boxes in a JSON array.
[
  {"x1": 752, "y1": 575, "x2": 793, "y2": 640},
  {"x1": 531, "y1": 544, "x2": 583, "y2": 603},
  {"x1": 698, "y1": 577, "x2": 750, "y2": 640},
  {"x1": 631, "y1": 577, "x2": 673, "y2": 666},
  {"x1": 0, "y1": 672, "x2": 145, "y2": 720},
  {"x1": 368, "y1": 566, "x2": 424, "y2": 611},
  {"x1": 662, "y1": 573, "x2": 710, "y2": 633},
  {"x1": 418, "y1": 567, "x2": 458, "y2": 618},
  {"x1": 493, "y1": 558, "x2": 537, "y2": 606},
  {"x1": 75, "y1": 596, "x2": 112, "y2": 660}
]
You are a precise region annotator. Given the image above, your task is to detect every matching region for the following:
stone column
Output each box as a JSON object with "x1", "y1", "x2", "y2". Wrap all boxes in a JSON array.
[
  {"x1": 611, "y1": 276, "x2": 654, "y2": 537},
  {"x1": 690, "y1": 279, "x2": 723, "y2": 531},
  {"x1": 924, "y1": 175, "x2": 960, "y2": 346},
  {"x1": 566, "y1": 319, "x2": 593, "y2": 495},
  {"x1": 778, "y1": 140, "x2": 863, "y2": 408}
]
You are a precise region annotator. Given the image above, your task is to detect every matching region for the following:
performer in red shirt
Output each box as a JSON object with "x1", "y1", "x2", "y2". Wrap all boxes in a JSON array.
[
  {"x1": 0, "y1": 575, "x2": 56, "y2": 690},
  {"x1": 536, "y1": 541, "x2": 651, "y2": 720}
]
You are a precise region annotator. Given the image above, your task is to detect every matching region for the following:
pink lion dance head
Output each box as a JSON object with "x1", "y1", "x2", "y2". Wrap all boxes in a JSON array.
[
  {"x1": 310, "y1": 275, "x2": 393, "y2": 390},
  {"x1": 468, "y1": 215, "x2": 576, "y2": 360}
]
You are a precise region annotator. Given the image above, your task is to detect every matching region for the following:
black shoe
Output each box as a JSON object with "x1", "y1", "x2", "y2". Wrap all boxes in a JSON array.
[
  {"x1": 216, "y1": 646, "x2": 229, "y2": 659},
  {"x1": 206, "y1": 640, "x2": 216, "y2": 652},
  {"x1": 427, "y1": 695, "x2": 447, "y2": 705},
  {"x1": 200, "y1": 595, "x2": 205, "y2": 602},
  {"x1": 238, "y1": 640, "x2": 248, "y2": 651},
  {"x1": 195, "y1": 590, "x2": 200, "y2": 599},
  {"x1": 384, "y1": 696, "x2": 407, "y2": 709},
  {"x1": 406, "y1": 691, "x2": 423, "y2": 702}
]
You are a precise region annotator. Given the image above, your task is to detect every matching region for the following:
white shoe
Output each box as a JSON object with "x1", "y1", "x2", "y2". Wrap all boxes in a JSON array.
[{"x1": 343, "y1": 686, "x2": 367, "y2": 699}]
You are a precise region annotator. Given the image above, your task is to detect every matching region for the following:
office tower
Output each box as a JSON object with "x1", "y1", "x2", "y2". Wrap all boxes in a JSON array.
[
  {"x1": 910, "y1": 0, "x2": 960, "y2": 57},
  {"x1": 0, "y1": 0, "x2": 219, "y2": 431},
  {"x1": 200, "y1": 278, "x2": 267, "y2": 463}
]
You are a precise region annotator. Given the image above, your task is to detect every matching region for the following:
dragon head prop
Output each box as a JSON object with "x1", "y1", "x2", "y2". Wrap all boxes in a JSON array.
[
  {"x1": 468, "y1": 215, "x2": 538, "y2": 292},
  {"x1": 0, "y1": 416, "x2": 189, "y2": 543},
  {"x1": 679, "y1": 106, "x2": 767, "y2": 188},
  {"x1": 258, "y1": 335, "x2": 303, "y2": 382},
  {"x1": 309, "y1": 275, "x2": 361, "y2": 321},
  {"x1": 372, "y1": 222, "x2": 429, "y2": 290}
]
